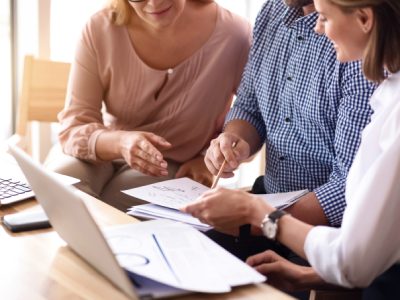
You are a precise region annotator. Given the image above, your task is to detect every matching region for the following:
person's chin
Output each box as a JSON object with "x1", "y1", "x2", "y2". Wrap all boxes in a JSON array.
[{"x1": 283, "y1": 0, "x2": 314, "y2": 8}]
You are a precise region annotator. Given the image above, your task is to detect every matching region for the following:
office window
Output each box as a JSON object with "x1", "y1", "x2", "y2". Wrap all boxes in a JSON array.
[
  {"x1": 217, "y1": 0, "x2": 265, "y2": 21},
  {"x1": 50, "y1": 0, "x2": 106, "y2": 62},
  {"x1": 0, "y1": 0, "x2": 12, "y2": 140}
]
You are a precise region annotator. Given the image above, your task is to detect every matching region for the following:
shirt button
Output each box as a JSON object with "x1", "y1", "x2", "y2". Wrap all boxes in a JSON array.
[
  {"x1": 297, "y1": 36, "x2": 304, "y2": 41},
  {"x1": 285, "y1": 117, "x2": 291, "y2": 122},
  {"x1": 279, "y1": 156, "x2": 285, "y2": 161},
  {"x1": 287, "y1": 76, "x2": 293, "y2": 81}
]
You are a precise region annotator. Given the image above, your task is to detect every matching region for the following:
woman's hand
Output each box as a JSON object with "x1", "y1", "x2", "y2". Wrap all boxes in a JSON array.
[
  {"x1": 175, "y1": 155, "x2": 213, "y2": 187},
  {"x1": 119, "y1": 131, "x2": 171, "y2": 177},
  {"x1": 205, "y1": 132, "x2": 250, "y2": 178},
  {"x1": 247, "y1": 250, "x2": 324, "y2": 292},
  {"x1": 182, "y1": 188, "x2": 268, "y2": 235}
]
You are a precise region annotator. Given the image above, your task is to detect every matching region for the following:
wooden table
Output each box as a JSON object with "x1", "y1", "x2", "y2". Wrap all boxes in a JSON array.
[{"x1": 0, "y1": 193, "x2": 295, "y2": 300}]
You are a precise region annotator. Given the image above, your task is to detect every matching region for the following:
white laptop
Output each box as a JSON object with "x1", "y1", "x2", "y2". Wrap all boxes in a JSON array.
[
  {"x1": 0, "y1": 151, "x2": 78, "y2": 206},
  {"x1": 0, "y1": 152, "x2": 34, "y2": 205},
  {"x1": 7, "y1": 144, "x2": 265, "y2": 299}
]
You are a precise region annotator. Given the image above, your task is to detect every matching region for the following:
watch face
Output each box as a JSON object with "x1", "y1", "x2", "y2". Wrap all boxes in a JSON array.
[{"x1": 263, "y1": 221, "x2": 277, "y2": 240}]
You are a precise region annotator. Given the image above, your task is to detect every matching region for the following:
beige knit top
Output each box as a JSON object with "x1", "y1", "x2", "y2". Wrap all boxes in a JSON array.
[{"x1": 58, "y1": 5, "x2": 251, "y2": 163}]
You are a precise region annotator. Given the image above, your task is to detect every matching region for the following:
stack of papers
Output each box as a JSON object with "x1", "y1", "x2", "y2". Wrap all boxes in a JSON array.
[
  {"x1": 124, "y1": 178, "x2": 211, "y2": 230},
  {"x1": 257, "y1": 189, "x2": 309, "y2": 209},
  {"x1": 104, "y1": 220, "x2": 266, "y2": 293},
  {"x1": 128, "y1": 204, "x2": 211, "y2": 231},
  {"x1": 124, "y1": 177, "x2": 209, "y2": 210},
  {"x1": 123, "y1": 177, "x2": 308, "y2": 228}
]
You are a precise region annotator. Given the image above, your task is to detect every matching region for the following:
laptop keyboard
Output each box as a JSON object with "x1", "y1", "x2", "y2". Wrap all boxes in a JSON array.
[{"x1": 0, "y1": 177, "x2": 33, "y2": 204}]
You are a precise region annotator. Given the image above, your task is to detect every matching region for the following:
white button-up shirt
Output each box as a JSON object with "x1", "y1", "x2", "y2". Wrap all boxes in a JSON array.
[{"x1": 304, "y1": 71, "x2": 400, "y2": 288}]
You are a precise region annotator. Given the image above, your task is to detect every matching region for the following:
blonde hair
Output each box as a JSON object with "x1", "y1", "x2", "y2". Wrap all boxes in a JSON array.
[
  {"x1": 107, "y1": 0, "x2": 215, "y2": 26},
  {"x1": 107, "y1": 0, "x2": 133, "y2": 25},
  {"x1": 328, "y1": 0, "x2": 400, "y2": 82}
]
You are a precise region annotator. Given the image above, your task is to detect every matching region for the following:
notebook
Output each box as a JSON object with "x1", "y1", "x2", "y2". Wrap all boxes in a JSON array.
[{"x1": 7, "y1": 144, "x2": 265, "y2": 299}]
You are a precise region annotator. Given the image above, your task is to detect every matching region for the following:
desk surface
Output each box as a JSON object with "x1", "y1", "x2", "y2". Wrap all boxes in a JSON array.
[{"x1": 0, "y1": 193, "x2": 295, "y2": 300}]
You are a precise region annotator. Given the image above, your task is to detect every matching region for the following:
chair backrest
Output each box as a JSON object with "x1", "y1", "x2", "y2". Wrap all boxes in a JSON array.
[
  {"x1": 12, "y1": 55, "x2": 71, "y2": 161},
  {"x1": 16, "y1": 55, "x2": 71, "y2": 136}
]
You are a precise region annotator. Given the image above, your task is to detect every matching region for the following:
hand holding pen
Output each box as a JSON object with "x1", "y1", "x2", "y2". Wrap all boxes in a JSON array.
[
  {"x1": 211, "y1": 142, "x2": 237, "y2": 188},
  {"x1": 204, "y1": 133, "x2": 251, "y2": 188}
]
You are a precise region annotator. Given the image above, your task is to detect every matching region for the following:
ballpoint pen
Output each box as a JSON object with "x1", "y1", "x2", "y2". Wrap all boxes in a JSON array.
[{"x1": 211, "y1": 141, "x2": 237, "y2": 189}]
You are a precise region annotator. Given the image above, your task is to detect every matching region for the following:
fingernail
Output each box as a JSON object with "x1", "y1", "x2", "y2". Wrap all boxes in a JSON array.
[
  {"x1": 160, "y1": 161, "x2": 167, "y2": 168},
  {"x1": 161, "y1": 170, "x2": 168, "y2": 176}
]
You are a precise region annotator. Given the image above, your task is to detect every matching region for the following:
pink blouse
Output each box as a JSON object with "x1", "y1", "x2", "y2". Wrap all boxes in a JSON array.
[{"x1": 58, "y1": 5, "x2": 251, "y2": 163}]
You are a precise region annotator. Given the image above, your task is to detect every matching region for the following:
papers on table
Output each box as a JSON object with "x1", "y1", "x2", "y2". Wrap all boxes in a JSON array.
[
  {"x1": 123, "y1": 178, "x2": 210, "y2": 230},
  {"x1": 257, "y1": 189, "x2": 309, "y2": 209},
  {"x1": 104, "y1": 220, "x2": 266, "y2": 293},
  {"x1": 123, "y1": 177, "x2": 209, "y2": 210},
  {"x1": 123, "y1": 177, "x2": 308, "y2": 227},
  {"x1": 127, "y1": 204, "x2": 211, "y2": 231}
]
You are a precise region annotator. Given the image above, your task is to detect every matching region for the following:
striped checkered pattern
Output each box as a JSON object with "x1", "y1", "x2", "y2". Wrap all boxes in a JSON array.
[{"x1": 226, "y1": 0, "x2": 375, "y2": 226}]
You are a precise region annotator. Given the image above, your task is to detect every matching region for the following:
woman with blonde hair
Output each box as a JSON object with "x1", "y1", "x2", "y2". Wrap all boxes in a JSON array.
[
  {"x1": 184, "y1": 0, "x2": 400, "y2": 298},
  {"x1": 47, "y1": 0, "x2": 251, "y2": 211}
]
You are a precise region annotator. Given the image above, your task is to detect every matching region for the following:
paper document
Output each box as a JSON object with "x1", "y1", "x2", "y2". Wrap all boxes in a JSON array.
[
  {"x1": 127, "y1": 204, "x2": 211, "y2": 231},
  {"x1": 124, "y1": 178, "x2": 308, "y2": 227},
  {"x1": 258, "y1": 189, "x2": 309, "y2": 209},
  {"x1": 124, "y1": 177, "x2": 307, "y2": 210},
  {"x1": 104, "y1": 220, "x2": 265, "y2": 293},
  {"x1": 123, "y1": 177, "x2": 209, "y2": 209}
]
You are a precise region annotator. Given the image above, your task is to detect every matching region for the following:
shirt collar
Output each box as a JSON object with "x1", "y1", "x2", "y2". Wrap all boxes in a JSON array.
[{"x1": 282, "y1": 5, "x2": 319, "y2": 30}]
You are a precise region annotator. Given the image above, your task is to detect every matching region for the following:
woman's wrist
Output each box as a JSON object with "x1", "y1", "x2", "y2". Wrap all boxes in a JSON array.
[
  {"x1": 247, "y1": 194, "x2": 274, "y2": 227},
  {"x1": 96, "y1": 130, "x2": 124, "y2": 160},
  {"x1": 298, "y1": 266, "x2": 326, "y2": 290}
]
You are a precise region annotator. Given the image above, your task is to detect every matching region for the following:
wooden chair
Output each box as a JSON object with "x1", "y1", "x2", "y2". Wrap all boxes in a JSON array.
[{"x1": 9, "y1": 55, "x2": 71, "y2": 161}]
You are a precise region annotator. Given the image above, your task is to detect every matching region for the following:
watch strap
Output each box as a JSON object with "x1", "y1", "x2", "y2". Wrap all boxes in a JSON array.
[
  {"x1": 261, "y1": 209, "x2": 289, "y2": 241},
  {"x1": 268, "y1": 209, "x2": 288, "y2": 223}
]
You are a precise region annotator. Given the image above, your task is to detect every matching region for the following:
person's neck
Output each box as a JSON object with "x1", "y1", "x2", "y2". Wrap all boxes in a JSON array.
[{"x1": 302, "y1": 3, "x2": 315, "y2": 15}]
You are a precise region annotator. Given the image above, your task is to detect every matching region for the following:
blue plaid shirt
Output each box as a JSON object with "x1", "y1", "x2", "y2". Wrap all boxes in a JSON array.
[{"x1": 226, "y1": 0, "x2": 375, "y2": 226}]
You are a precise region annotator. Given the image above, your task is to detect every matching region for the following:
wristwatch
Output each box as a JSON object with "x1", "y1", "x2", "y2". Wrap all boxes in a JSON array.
[{"x1": 261, "y1": 210, "x2": 288, "y2": 240}]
